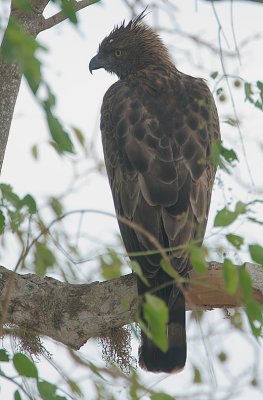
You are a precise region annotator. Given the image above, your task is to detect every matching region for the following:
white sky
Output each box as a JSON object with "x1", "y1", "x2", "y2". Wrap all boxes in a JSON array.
[{"x1": 1, "y1": 0, "x2": 263, "y2": 399}]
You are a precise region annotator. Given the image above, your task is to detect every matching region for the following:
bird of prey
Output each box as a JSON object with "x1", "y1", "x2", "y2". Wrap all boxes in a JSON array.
[{"x1": 89, "y1": 11, "x2": 220, "y2": 373}]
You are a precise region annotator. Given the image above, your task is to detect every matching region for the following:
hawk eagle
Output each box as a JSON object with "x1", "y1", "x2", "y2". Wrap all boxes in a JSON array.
[{"x1": 89, "y1": 11, "x2": 220, "y2": 373}]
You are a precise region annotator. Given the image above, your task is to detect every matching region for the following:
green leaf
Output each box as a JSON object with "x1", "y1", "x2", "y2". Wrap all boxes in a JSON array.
[
  {"x1": 0, "y1": 184, "x2": 21, "y2": 208},
  {"x1": 220, "y1": 146, "x2": 238, "y2": 164},
  {"x1": 0, "y1": 349, "x2": 9, "y2": 361},
  {"x1": 254, "y1": 100, "x2": 263, "y2": 110},
  {"x1": 8, "y1": 209, "x2": 24, "y2": 232},
  {"x1": 100, "y1": 250, "x2": 122, "y2": 280},
  {"x1": 245, "y1": 299, "x2": 263, "y2": 337},
  {"x1": 226, "y1": 234, "x2": 244, "y2": 250},
  {"x1": 37, "y1": 380, "x2": 68, "y2": 400},
  {"x1": 235, "y1": 201, "x2": 247, "y2": 214},
  {"x1": 249, "y1": 244, "x2": 263, "y2": 267},
  {"x1": 257, "y1": 80, "x2": 263, "y2": 92},
  {"x1": 223, "y1": 258, "x2": 238, "y2": 294},
  {"x1": 257, "y1": 80, "x2": 263, "y2": 104},
  {"x1": 13, "y1": 353, "x2": 38, "y2": 378},
  {"x1": 151, "y1": 394, "x2": 174, "y2": 400},
  {"x1": 214, "y1": 201, "x2": 247, "y2": 227},
  {"x1": 21, "y1": 194, "x2": 37, "y2": 214},
  {"x1": 193, "y1": 366, "x2": 202, "y2": 383},
  {"x1": 129, "y1": 385, "x2": 140, "y2": 400},
  {"x1": 37, "y1": 381, "x2": 57, "y2": 400},
  {"x1": 130, "y1": 261, "x2": 149, "y2": 286},
  {"x1": 244, "y1": 82, "x2": 253, "y2": 102},
  {"x1": 14, "y1": 391, "x2": 22, "y2": 400},
  {"x1": 31, "y1": 144, "x2": 39, "y2": 160},
  {"x1": 72, "y1": 126, "x2": 86, "y2": 148},
  {"x1": 210, "y1": 71, "x2": 218, "y2": 80},
  {"x1": 45, "y1": 107, "x2": 74, "y2": 154},
  {"x1": 50, "y1": 197, "x2": 64, "y2": 217},
  {"x1": 239, "y1": 266, "x2": 252, "y2": 302},
  {"x1": 210, "y1": 141, "x2": 239, "y2": 172},
  {"x1": 45, "y1": 86, "x2": 56, "y2": 109},
  {"x1": 34, "y1": 242, "x2": 57, "y2": 275},
  {"x1": 61, "y1": 0, "x2": 78, "y2": 24},
  {"x1": 210, "y1": 139, "x2": 221, "y2": 168},
  {"x1": 0, "y1": 211, "x2": 6, "y2": 234},
  {"x1": 142, "y1": 294, "x2": 168, "y2": 352},
  {"x1": 1, "y1": 17, "x2": 45, "y2": 93},
  {"x1": 189, "y1": 245, "x2": 207, "y2": 273}
]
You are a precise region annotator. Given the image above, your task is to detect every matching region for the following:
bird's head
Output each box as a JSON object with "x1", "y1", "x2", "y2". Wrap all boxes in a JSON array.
[{"x1": 89, "y1": 10, "x2": 172, "y2": 79}]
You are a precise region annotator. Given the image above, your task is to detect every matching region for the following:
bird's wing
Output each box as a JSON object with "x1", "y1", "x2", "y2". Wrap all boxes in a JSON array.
[{"x1": 101, "y1": 72, "x2": 220, "y2": 277}]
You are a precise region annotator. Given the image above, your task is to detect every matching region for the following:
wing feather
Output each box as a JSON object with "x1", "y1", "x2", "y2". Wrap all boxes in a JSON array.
[{"x1": 101, "y1": 70, "x2": 220, "y2": 278}]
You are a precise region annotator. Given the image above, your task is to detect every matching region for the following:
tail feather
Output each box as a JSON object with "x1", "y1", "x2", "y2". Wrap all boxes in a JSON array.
[{"x1": 138, "y1": 275, "x2": 186, "y2": 373}]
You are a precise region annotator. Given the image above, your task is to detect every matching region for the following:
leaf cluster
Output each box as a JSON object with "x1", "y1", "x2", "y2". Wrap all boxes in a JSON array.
[{"x1": 0, "y1": 351, "x2": 70, "y2": 399}]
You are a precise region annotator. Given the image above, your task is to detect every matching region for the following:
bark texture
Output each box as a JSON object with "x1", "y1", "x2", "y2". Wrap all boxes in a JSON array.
[
  {"x1": 0, "y1": 263, "x2": 262, "y2": 349},
  {"x1": 0, "y1": 62, "x2": 22, "y2": 173}
]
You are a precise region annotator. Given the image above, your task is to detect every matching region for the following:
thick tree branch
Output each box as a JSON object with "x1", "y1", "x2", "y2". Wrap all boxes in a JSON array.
[{"x1": 0, "y1": 263, "x2": 262, "y2": 349}]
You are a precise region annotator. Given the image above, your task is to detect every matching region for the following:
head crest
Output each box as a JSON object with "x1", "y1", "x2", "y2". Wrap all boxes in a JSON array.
[
  {"x1": 127, "y1": 6, "x2": 150, "y2": 29},
  {"x1": 101, "y1": 7, "x2": 150, "y2": 46}
]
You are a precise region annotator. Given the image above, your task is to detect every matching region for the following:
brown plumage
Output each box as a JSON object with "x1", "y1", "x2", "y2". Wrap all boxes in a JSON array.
[{"x1": 89, "y1": 11, "x2": 220, "y2": 373}]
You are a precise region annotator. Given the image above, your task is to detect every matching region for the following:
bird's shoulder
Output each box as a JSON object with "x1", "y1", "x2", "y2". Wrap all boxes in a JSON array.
[{"x1": 102, "y1": 68, "x2": 219, "y2": 175}]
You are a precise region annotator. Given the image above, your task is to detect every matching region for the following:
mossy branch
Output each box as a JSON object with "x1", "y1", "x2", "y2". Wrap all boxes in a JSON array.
[{"x1": 0, "y1": 262, "x2": 262, "y2": 349}]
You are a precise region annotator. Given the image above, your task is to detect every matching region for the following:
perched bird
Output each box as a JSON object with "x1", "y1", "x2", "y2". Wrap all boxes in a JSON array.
[{"x1": 89, "y1": 11, "x2": 220, "y2": 373}]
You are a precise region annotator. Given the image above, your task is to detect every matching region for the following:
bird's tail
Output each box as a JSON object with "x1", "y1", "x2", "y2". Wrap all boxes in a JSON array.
[{"x1": 138, "y1": 275, "x2": 186, "y2": 373}]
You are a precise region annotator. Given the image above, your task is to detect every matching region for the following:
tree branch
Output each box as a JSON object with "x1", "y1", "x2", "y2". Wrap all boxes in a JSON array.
[
  {"x1": 0, "y1": 262, "x2": 262, "y2": 349},
  {"x1": 40, "y1": 0, "x2": 100, "y2": 32}
]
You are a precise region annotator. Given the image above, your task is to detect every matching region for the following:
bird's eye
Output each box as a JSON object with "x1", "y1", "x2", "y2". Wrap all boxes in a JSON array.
[{"x1": 114, "y1": 49, "x2": 123, "y2": 57}]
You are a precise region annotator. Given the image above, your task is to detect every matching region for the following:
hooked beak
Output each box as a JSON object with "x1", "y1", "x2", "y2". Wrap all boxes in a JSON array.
[{"x1": 89, "y1": 54, "x2": 104, "y2": 74}]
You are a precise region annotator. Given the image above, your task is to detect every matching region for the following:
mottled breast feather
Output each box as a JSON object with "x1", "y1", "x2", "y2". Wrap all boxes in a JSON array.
[{"x1": 101, "y1": 66, "x2": 220, "y2": 277}]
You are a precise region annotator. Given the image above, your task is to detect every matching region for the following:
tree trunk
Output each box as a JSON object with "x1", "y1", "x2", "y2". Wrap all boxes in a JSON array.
[{"x1": 0, "y1": 0, "x2": 49, "y2": 174}]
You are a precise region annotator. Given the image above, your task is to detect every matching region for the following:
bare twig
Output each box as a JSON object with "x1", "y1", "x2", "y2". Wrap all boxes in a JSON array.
[
  {"x1": 157, "y1": 26, "x2": 238, "y2": 58},
  {"x1": 40, "y1": 0, "x2": 100, "y2": 32}
]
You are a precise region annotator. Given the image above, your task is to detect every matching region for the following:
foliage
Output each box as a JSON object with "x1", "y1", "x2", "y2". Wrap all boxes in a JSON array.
[
  {"x1": 0, "y1": 351, "x2": 69, "y2": 399},
  {"x1": 141, "y1": 294, "x2": 169, "y2": 352},
  {"x1": 244, "y1": 81, "x2": 263, "y2": 111}
]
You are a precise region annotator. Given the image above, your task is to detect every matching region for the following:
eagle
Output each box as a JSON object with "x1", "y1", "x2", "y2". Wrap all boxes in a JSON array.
[{"x1": 89, "y1": 11, "x2": 220, "y2": 373}]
